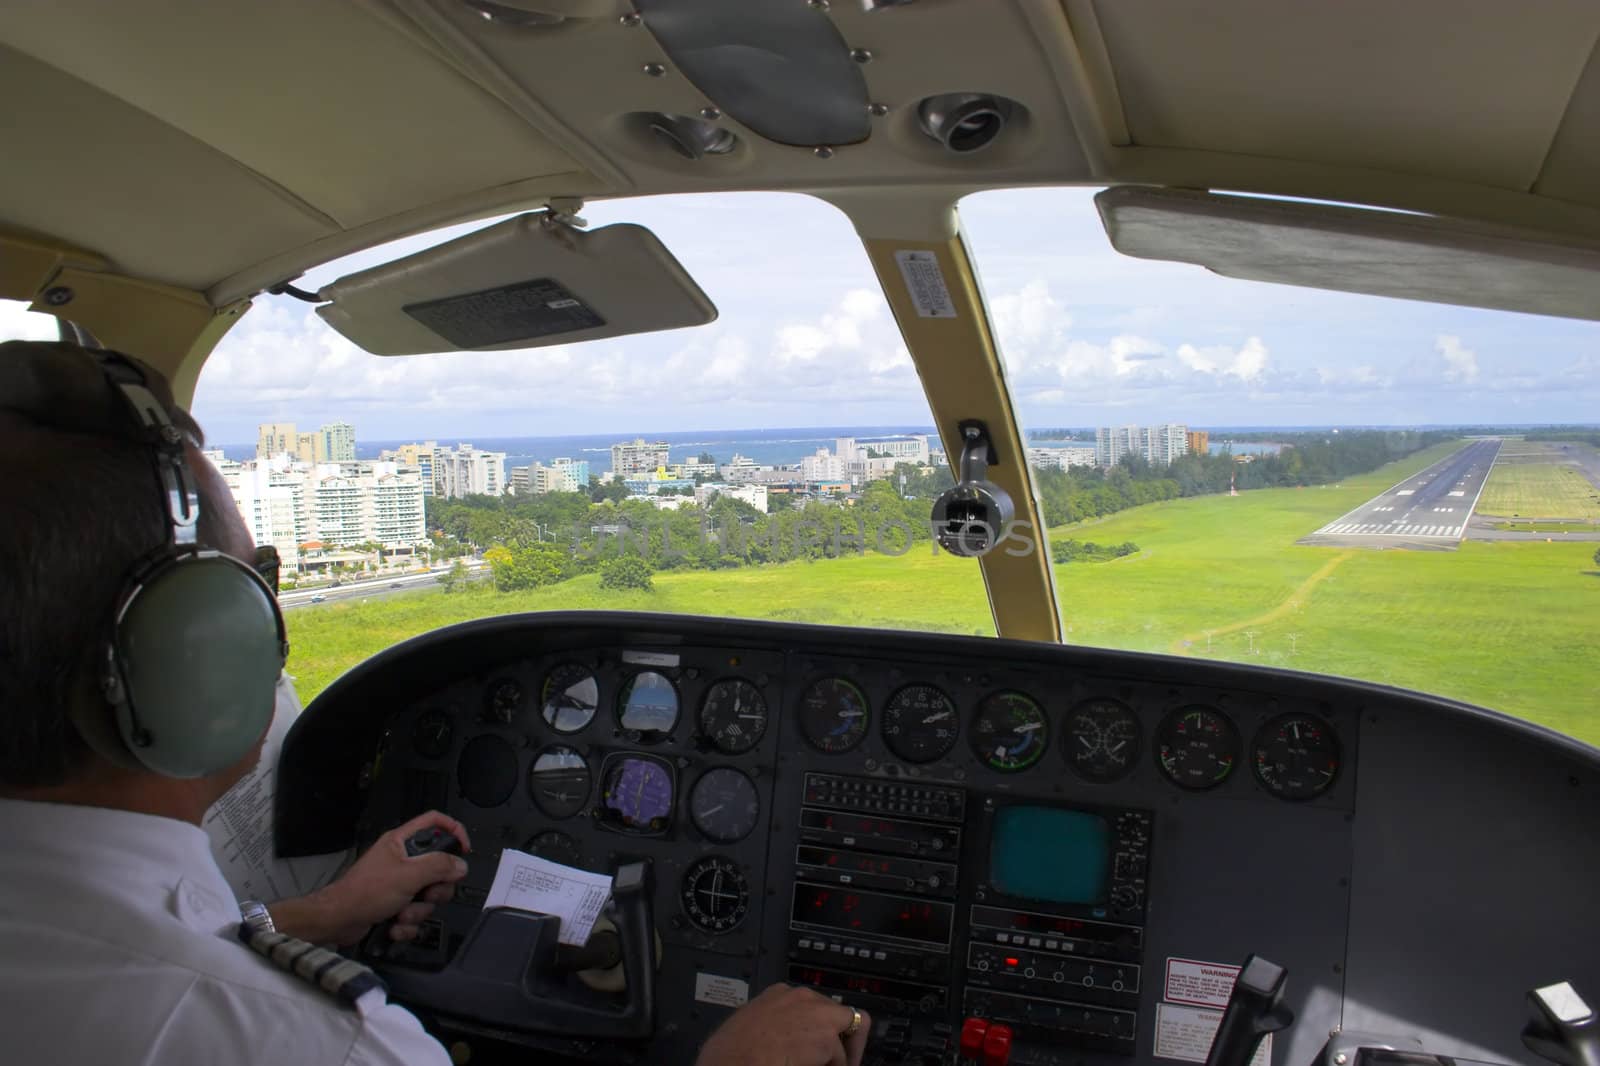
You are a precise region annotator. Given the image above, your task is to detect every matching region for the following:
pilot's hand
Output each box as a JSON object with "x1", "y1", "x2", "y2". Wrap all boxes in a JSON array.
[
  {"x1": 271, "y1": 811, "x2": 471, "y2": 947},
  {"x1": 695, "y1": 984, "x2": 871, "y2": 1066}
]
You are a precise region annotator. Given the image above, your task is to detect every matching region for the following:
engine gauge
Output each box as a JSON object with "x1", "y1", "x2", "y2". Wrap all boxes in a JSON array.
[
  {"x1": 883, "y1": 684, "x2": 960, "y2": 764},
  {"x1": 971, "y1": 692, "x2": 1049, "y2": 772},
  {"x1": 541, "y1": 664, "x2": 599, "y2": 734},
  {"x1": 1066, "y1": 698, "x2": 1142, "y2": 783},
  {"x1": 1156, "y1": 705, "x2": 1240, "y2": 790},
  {"x1": 799, "y1": 678, "x2": 870, "y2": 754},
  {"x1": 412, "y1": 708, "x2": 453, "y2": 759},
  {"x1": 599, "y1": 754, "x2": 675, "y2": 834},
  {"x1": 618, "y1": 671, "x2": 680, "y2": 734},
  {"x1": 458, "y1": 734, "x2": 519, "y2": 808},
  {"x1": 689, "y1": 767, "x2": 761, "y2": 843},
  {"x1": 699, "y1": 679, "x2": 768, "y2": 754},
  {"x1": 681, "y1": 856, "x2": 750, "y2": 934},
  {"x1": 524, "y1": 829, "x2": 582, "y2": 868},
  {"x1": 528, "y1": 746, "x2": 592, "y2": 819},
  {"x1": 484, "y1": 677, "x2": 523, "y2": 724},
  {"x1": 1252, "y1": 713, "x2": 1340, "y2": 800}
]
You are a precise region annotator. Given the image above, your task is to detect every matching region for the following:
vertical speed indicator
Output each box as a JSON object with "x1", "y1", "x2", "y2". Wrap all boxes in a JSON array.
[{"x1": 1156, "y1": 705, "x2": 1240, "y2": 790}]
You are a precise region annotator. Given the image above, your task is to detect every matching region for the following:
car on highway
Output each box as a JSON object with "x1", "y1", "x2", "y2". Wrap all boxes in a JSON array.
[
  {"x1": 309, "y1": 596, "x2": 325, "y2": 604},
  {"x1": 390, "y1": 582, "x2": 403, "y2": 589}
]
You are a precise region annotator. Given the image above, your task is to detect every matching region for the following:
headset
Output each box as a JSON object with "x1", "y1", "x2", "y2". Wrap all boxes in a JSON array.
[{"x1": 2, "y1": 340, "x2": 288, "y2": 778}]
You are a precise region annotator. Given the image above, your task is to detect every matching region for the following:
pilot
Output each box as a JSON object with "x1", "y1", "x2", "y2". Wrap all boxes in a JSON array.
[{"x1": 0, "y1": 340, "x2": 870, "y2": 1066}]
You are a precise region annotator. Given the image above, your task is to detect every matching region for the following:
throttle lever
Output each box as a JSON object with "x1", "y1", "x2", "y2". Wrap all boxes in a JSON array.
[{"x1": 1204, "y1": 955, "x2": 1295, "y2": 1066}]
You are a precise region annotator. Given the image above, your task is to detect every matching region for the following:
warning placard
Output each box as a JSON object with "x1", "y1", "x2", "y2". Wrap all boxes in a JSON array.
[
  {"x1": 894, "y1": 250, "x2": 958, "y2": 318},
  {"x1": 1155, "y1": 1002, "x2": 1272, "y2": 1066},
  {"x1": 694, "y1": 972, "x2": 749, "y2": 1009},
  {"x1": 1165, "y1": 957, "x2": 1241, "y2": 1008}
]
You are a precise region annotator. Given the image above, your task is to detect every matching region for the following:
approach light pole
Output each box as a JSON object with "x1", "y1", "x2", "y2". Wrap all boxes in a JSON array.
[
  {"x1": 1245, "y1": 630, "x2": 1258, "y2": 655},
  {"x1": 1287, "y1": 633, "x2": 1299, "y2": 656}
]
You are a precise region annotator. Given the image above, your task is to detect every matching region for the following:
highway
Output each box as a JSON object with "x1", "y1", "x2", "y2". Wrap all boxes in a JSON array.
[
  {"x1": 1301, "y1": 439, "x2": 1501, "y2": 546},
  {"x1": 279, "y1": 560, "x2": 486, "y2": 611}
]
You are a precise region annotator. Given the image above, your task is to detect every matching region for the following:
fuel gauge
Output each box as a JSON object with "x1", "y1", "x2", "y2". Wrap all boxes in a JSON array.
[{"x1": 1065, "y1": 698, "x2": 1141, "y2": 783}]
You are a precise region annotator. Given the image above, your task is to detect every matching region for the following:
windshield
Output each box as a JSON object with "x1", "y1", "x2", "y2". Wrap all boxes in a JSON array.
[
  {"x1": 962, "y1": 187, "x2": 1600, "y2": 748},
  {"x1": 190, "y1": 194, "x2": 989, "y2": 701}
]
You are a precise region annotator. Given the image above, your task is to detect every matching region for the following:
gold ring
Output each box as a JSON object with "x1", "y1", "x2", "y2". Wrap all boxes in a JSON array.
[{"x1": 841, "y1": 1007, "x2": 862, "y2": 1037}]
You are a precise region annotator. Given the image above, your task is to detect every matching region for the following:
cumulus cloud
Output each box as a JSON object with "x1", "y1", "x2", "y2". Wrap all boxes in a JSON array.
[{"x1": 1436, "y1": 334, "x2": 1480, "y2": 383}]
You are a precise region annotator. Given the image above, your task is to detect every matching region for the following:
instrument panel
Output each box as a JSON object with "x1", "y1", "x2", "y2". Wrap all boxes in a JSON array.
[{"x1": 277, "y1": 613, "x2": 1600, "y2": 1066}]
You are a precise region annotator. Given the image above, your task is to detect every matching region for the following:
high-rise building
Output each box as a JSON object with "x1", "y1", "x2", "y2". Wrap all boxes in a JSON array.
[
  {"x1": 1186, "y1": 430, "x2": 1210, "y2": 456},
  {"x1": 611, "y1": 438, "x2": 671, "y2": 476},
  {"x1": 294, "y1": 431, "x2": 326, "y2": 465},
  {"x1": 436, "y1": 444, "x2": 507, "y2": 498},
  {"x1": 799, "y1": 447, "x2": 848, "y2": 483},
  {"x1": 214, "y1": 457, "x2": 426, "y2": 557},
  {"x1": 379, "y1": 442, "x2": 439, "y2": 496},
  {"x1": 321, "y1": 422, "x2": 356, "y2": 462},
  {"x1": 256, "y1": 422, "x2": 297, "y2": 459},
  {"x1": 1095, "y1": 424, "x2": 1190, "y2": 467}
]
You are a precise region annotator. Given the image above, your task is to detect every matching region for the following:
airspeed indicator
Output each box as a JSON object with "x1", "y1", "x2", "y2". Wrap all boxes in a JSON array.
[{"x1": 883, "y1": 684, "x2": 959, "y2": 764}]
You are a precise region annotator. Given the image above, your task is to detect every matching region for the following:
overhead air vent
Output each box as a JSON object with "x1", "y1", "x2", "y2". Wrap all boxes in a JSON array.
[
  {"x1": 917, "y1": 94, "x2": 1015, "y2": 154},
  {"x1": 642, "y1": 113, "x2": 738, "y2": 160}
]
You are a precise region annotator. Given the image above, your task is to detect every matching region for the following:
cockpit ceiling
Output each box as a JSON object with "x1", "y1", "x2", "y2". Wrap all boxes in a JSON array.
[{"x1": 3, "y1": 0, "x2": 1599, "y2": 301}]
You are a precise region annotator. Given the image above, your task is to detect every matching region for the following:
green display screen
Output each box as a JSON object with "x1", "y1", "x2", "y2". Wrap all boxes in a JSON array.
[{"x1": 989, "y1": 806, "x2": 1111, "y2": 905}]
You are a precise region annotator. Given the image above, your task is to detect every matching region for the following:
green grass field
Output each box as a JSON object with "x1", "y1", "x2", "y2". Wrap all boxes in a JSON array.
[
  {"x1": 286, "y1": 440, "x2": 1600, "y2": 748},
  {"x1": 1477, "y1": 444, "x2": 1600, "y2": 519}
]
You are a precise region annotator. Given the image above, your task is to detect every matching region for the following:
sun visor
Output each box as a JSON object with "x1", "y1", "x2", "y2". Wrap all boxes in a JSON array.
[
  {"x1": 314, "y1": 214, "x2": 717, "y2": 355},
  {"x1": 1096, "y1": 186, "x2": 1600, "y2": 322}
]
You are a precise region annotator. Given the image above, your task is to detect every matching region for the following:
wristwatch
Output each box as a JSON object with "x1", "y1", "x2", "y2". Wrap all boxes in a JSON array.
[{"x1": 239, "y1": 899, "x2": 276, "y2": 936}]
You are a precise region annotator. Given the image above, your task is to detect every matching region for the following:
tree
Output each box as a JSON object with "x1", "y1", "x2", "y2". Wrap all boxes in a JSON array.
[
  {"x1": 439, "y1": 559, "x2": 468, "y2": 592},
  {"x1": 600, "y1": 555, "x2": 654, "y2": 591},
  {"x1": 1593, "y1": 546, "x2": 1600, "y2": 569}
]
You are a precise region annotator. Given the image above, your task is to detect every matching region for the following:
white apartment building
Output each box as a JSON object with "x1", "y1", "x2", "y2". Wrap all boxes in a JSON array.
[
  {"x1": 215, "y1": 456, "x2": 425, "y2": 561},
  {"x1": 321, "y1": 422, "x2": 356, "y2": 462},
  {"x1": 799, "y1": 447, "x2": 849, "y2": 483},
  {"x1": 436, "y1": 444, "x2": 507, "y2": 498},
  {"x1": 1095, "y1": 424, "x2": 1190, "y2": 467},
  {"x1": 694, "y1": 482, "x2": 770, "y2": 513},
  {"x1": 611, "y1": 438, "x2": 671, "y2": 476},
  {"x1": 837, "y1": 435, "x2": 931, "y2": 465},
  {"x1": 1027, "y1": 445, "x2": 1098, "y2": 470},
  {"x1": 511, "y1": 457, "x2": 590, "y2": 495}
]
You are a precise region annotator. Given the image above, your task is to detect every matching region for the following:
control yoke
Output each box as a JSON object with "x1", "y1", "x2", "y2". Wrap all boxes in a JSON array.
[
  {"x1": 381, "y1": 860, "x2": 657, "y2": 1039},
  {"x1": 1205, "y1": 955, "x2": 1295, "y2": 1066}
]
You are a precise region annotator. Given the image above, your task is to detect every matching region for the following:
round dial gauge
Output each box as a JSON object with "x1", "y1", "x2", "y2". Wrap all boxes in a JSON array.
[
  {"x1": 799, "y1": 678, "x2": 871, "y2": 754},
  {"x1": 524, "y1": 829, "x2": 582, "y2": 868},
  {"x1": 527, "y1": 746, "x2": 592, "y2": 819},
  {"x1": 541, "y1": 664, "x2": 599, "y2": 734},
  {"x1": 681, "y1": 856, "x2": 750, "y2": 934},
  {"x1": 689, "y1": 767, "x2": 761, "y2": 843},
  {"x1": 971, "y1": 692, "x2": 1049, "y2": 772},
  {"x1": 883, "y1": 684, "x2": 960, "y2": 764},
  {"x1": 699, "y1": 679, "x2": 769, "y2": 754},
  {"x1": 1066, "y1": 698, "x2": 1142, "y2": 783},
  {"x1": 412, "y1": 708, "x2": 453, "y2": 759},
  {"x1": 617, "y1": 671, "x2": 680, "y2": 734},
  {"x1": 1252, "y1": 713, "x2": 1341, "y2": 800},
  {"x1": 484, "y1": 678, "x2": 523, "y2": 724},
  {"x1": 600, "y1": 755, "x2": 675, "y2": 834},
  {"x1": 1156, "y1": 706, "x2": 1240, "y2": 790}
]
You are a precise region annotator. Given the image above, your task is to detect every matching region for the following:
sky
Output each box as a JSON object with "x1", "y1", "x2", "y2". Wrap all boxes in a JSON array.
[{"x1": 6, "y1": 188, "x2": 1598, "y2": 445}]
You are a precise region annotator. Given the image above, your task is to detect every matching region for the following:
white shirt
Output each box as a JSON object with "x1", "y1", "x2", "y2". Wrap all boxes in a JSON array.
[{"x1": 0, "y1": 797, "x2": 451, "y2": 1066}]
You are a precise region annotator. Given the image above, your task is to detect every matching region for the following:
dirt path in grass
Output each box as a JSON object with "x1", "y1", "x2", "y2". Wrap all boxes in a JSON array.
[{"x1": 1168, "y1": 550, "x2": 1354, "y2": 654}]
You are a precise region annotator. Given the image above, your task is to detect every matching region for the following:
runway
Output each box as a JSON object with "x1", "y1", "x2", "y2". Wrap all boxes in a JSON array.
[{"x1": 1300, "y1": 439, "x2": 1501, "y2": 547}]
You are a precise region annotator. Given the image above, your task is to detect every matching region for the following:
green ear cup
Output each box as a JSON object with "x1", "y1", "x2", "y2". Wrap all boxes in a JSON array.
[{"x1": 113, "y1": 555, "x2": 285, "y2": 779}]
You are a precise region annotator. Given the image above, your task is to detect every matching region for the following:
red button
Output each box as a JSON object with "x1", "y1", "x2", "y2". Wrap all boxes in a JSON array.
[
  {"x1": 959, "y1": 1017, "x2": 989, "y2": 1061},
  {"x1": 982, "y1": 1023, "x2": 1013, "y2": 1066}
]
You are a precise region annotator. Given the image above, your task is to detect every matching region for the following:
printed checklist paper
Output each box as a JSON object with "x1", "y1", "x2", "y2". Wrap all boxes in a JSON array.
[{"x1": 484, "y1": 849, "x2": 613, "y2": 946}]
